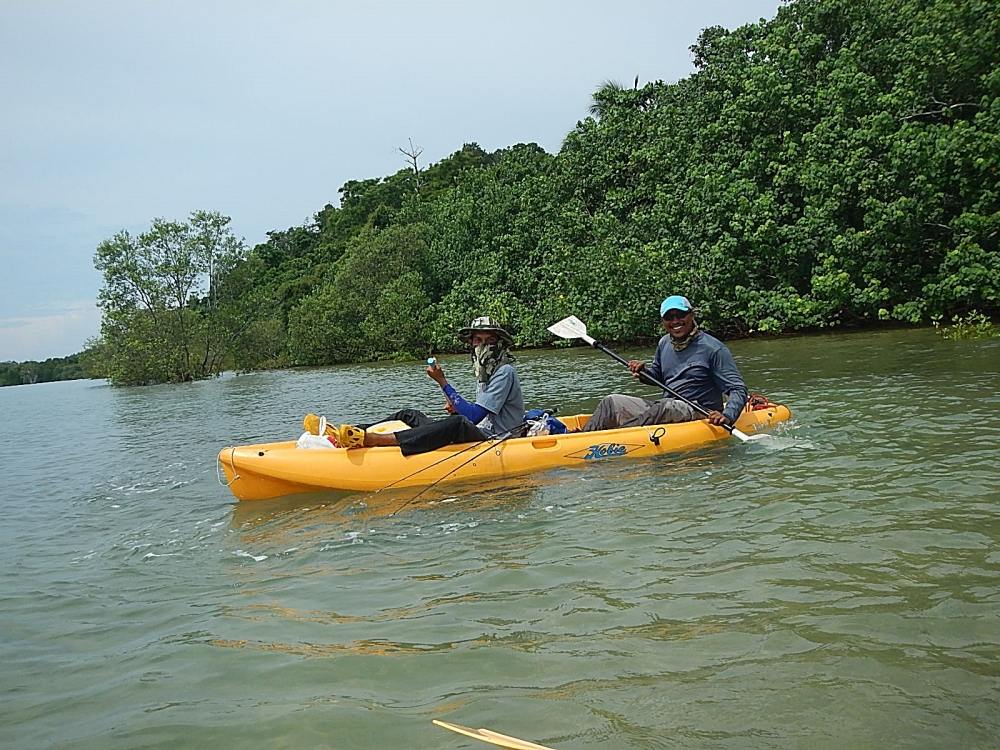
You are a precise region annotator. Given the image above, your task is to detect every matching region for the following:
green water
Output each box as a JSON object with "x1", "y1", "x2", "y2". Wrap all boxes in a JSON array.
[{"x1": 2, "y1": 328, "x2": 998, "y2": 749}]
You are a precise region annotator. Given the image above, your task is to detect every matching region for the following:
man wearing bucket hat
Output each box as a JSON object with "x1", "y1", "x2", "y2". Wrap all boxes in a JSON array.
[
  {"x1": 334, "y1": 316, "x2": 525, "y2": 455},
  {"x1": 583, "y1": 295, "x2": 748, "y2": 431}
]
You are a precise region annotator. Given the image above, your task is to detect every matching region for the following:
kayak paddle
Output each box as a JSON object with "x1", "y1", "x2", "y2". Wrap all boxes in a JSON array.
[
  {"x1": 433, "y1": 720, "x2": 557, "y2": 750},
  {"x1": 546, "y1": 315, "x2": 766, "y2": 443}
]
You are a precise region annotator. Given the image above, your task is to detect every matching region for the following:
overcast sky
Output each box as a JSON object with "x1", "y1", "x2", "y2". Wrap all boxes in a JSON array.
[{"x1": 0, "y1": 0, "x2": 783, "y2": 362}]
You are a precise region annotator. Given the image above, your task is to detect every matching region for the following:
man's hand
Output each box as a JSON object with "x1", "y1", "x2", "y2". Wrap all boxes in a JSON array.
[
  {"x1": 706, "y1": 410, "x2": 731, "y2": 426},
  {"x1": 443, "y1": 399, "x2": 456, "y2": 414},
  {"x1": 628, "y1": 360, "x2": 645, "y2": 378},
  {"x1": 426, "y1": 362, "x2": 447, "y2": 386}
]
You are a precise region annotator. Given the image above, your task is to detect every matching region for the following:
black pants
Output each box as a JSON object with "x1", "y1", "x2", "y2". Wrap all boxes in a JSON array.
[{"x1": 363, "y1": 409, "x2": 487, "y2": 456}]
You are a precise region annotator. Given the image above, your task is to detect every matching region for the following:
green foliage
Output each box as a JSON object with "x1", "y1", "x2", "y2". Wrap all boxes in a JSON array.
[
  {"x1": 418, "y1": 143, "x2": 557, "y2": 348},
  {"x1": 90, "y1": 0, "x2": 1000, "y2": 379},
  {"x1": 0, "y1": 352, "x2": 92, "y2": 387},
  {"x1": 932, "y1": 310, "x2": 998, "y2": 339},
  {"x1": 94, "y1": 211, "x2": 268, "y2": 385},
  {"x1": 287, "y1": 224, "x2": 433, "y2": 363}
]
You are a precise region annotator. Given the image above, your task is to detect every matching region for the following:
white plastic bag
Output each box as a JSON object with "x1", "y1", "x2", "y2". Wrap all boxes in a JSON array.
[
  {"x1": 296, "y1": 431, "x2": 337, "y2": 449},
  {"x1": 527, "y1": 419, "x2": 550, "y2": 437}
]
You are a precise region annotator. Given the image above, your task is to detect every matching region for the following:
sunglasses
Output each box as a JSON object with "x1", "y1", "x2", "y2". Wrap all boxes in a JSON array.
[{"x1": 662, "y1": 310, "x2": 691, "y2": 321}]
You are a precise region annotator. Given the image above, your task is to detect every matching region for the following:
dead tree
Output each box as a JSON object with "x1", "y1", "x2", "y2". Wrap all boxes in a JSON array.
[{"x1": 399, "y1": 138, "x2": 423, "y2": 190}]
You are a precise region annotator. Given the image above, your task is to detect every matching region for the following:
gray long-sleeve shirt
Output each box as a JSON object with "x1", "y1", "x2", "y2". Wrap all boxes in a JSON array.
[{"x1": 645, "y1": 332, "x2": 748, "y2": 423}]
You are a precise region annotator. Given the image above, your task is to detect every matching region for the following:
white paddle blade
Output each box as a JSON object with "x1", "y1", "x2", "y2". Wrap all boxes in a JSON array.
[
  {"x1": 731, "y1": 428, "x2": 771, "y2": 443},
  {"x1": 547, "y1": 315, "x2": 594, "y2": 344},
  {"x1": 480, "y1": 728, "x2": 558, "y2": 750},
  {"x1": 433, "y1": 720, "x2": 557, "y2": 750}
]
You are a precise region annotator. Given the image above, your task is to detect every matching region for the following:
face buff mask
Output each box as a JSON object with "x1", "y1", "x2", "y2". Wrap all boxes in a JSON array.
[
  {"x1": 671, "y1": 322, "x2": 701, "y2": 352},
  {"x1": 472, "y1": 342, "x2": 511, "y2": 383}
]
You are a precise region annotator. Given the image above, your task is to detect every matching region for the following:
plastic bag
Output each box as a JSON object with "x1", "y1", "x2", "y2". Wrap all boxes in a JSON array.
[
  {"x1": 524, "y1": 408, "x2": 568, "y2": 437},
  {"x1": 296, "y1": 429, "x2": 338, "y2": 450},
  {"x1": 527, "y1": 419, "x2": 550, "y2": 437}
]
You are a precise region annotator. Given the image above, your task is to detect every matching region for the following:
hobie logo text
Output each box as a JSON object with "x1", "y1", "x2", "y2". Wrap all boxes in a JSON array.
[{"x1": 583, "y1": 443, "x2": 627, "y2": 460}]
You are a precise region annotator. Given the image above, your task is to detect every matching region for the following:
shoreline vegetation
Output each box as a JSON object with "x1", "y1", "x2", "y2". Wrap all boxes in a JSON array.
[
  {"x1": 0, "y1": 352, "x2": 95, "y2": 387},
  {"x1": 6, "y1": 317, "x2": 993, "y2": 389},
  {"x1": 13, "y1": 0, "x2": 999, "y2": 387}
]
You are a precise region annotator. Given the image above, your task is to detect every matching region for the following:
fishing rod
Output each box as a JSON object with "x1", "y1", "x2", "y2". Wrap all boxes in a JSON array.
[{"x1": 388, "y1": 421, "x2": 528, "y2": 517}]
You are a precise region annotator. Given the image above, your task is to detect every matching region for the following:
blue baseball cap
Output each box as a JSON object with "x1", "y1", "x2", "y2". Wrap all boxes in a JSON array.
[{"x1": 659, "y1": 295, "x2": 693, "y2": 317}]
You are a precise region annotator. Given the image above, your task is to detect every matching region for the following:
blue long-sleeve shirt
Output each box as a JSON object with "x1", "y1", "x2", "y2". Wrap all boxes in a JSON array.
[
  {"x1": 442, "y1": 382, "x2": 488, "y2": 423},
  {"x1": 440, "y1": 364, "x2": 525, "y2": 436},
  {"x1": 644, "y1": 332, "x2": 748, "y2": 423}
]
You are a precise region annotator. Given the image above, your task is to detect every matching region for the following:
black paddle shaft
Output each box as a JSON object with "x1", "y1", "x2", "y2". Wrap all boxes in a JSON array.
[{"x1": 589, "y1": 340, "x2": 733, "y2": 432}]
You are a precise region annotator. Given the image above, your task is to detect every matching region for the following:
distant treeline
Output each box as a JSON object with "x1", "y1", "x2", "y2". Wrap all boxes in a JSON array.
[
  {"x1": 0, "y1": 351, "x2": 98, "y2": 387},
  {"x1": 90, "y1": 0, "x2": 998, "y2": 385}
]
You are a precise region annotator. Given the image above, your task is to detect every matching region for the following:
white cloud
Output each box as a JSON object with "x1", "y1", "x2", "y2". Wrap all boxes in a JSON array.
[{"x1": 0, "y1": 301, "x2": 101, "y2": 362}]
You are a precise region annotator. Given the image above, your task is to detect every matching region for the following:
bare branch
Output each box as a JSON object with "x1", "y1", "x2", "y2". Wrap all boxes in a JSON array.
[
  {"x1": 902, "y1": 102, "x2": 981, "y2": 122},
  {"x1": 399, "y1": 138, "x2": 424, "y2": 190}
]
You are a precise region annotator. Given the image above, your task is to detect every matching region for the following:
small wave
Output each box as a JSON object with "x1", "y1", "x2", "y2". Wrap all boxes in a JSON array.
[
  {"x1": 143, "y1": 552, "x2": 181, "y2": 560},
  {"x1": 232, "y1": 549, "x2": 268, "y2": 562},
  {"x1": 749, "y1": 434, "x2": 819, "y2": 451}
]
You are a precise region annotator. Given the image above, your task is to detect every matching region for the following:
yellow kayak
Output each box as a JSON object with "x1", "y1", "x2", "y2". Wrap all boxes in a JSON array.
[{"x1": 217, "y1": 404, "x2": 791, "y2": 502}]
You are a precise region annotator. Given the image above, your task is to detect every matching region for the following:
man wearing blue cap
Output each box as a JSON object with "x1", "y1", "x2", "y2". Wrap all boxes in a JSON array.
[{"x1": 583, "y1": 295, "x2": 748, "y2": 431}]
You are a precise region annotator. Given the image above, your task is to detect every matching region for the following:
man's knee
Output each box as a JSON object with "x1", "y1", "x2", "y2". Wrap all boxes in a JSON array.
[
  {"x1": 439, "y1": 414, "x2": 480, "y2": 440},
  {"x1": 389, "y1": 408, "x2": 429, "y2": 427},
  {"x1": 641, "y1": 399, "x2": 696, "y2": 425},
  {"x1": 596, "y1": 393, "x2": 629, "y2": 411}
]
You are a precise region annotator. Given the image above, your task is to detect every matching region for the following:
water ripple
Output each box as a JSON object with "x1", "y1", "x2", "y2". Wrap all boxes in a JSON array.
[{"x1": 1, "y1": 330, "x2": 998, "y2": 749}]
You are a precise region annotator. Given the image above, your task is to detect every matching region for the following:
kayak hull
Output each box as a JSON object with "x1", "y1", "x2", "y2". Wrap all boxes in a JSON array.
[{"x1": 218, "y1": 405, "x2": 791, "y2": 502}]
